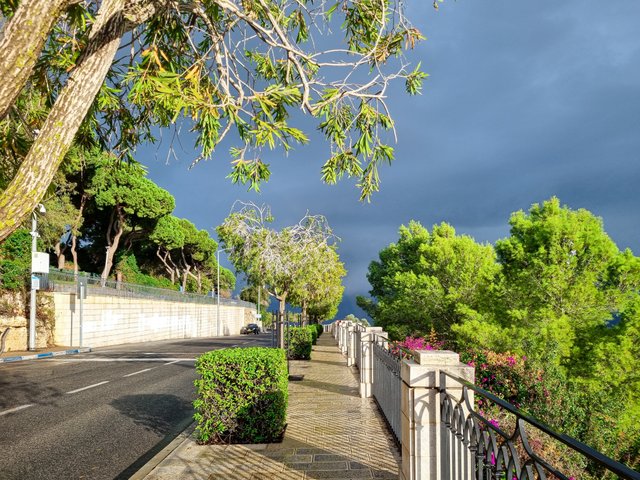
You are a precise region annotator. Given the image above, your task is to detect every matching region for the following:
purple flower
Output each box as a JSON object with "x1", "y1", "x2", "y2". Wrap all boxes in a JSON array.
[{"x1": 488, "y1": 418, "x2": 500, "y2": 429}]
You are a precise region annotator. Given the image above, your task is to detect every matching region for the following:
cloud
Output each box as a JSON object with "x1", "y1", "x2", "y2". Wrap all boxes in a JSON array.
[{"x1": 142, "y1": 0, "x2": 640, "y2": 319}]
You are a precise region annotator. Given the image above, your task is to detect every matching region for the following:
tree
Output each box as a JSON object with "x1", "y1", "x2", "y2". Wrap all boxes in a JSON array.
[
  {"x1": 0, "y1": 0, "x2": 428, "y2": 242},
  {"x1": 454, "y1": 197, "x2": 626, "y2": 364},
  {"x1": 217, "y1": 202, "x2": 340, "y2": 346},
  {"x1": 357, "y1": 220, "x2": 498, "y2": 340},
  {"x1": 149, "y1": 214, "x2": 185, "y2": 284},
  {"x1": 289, "y1": 242, "x2": 345, "y2": 324},
  {"x1": 89, "y1": 156, "x2": 174, "y2": 281}
]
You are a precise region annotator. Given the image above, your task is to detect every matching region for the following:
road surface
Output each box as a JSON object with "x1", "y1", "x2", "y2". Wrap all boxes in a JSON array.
[{"x1": 0, "y1": 334, "x2": 271, "y2": 480}]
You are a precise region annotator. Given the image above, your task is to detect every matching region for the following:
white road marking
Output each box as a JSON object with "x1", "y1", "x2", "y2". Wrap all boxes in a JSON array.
[
  {"x1": 66, "y1": 381, "x2": 109, "y2": 394},
  {"x1": 163, "y1": 360, "x2": 181, "y2": 365},
  {"x1": 0, "y1": 404, "x2": 33, "y2": 416},
  {"x1": 56, "y1": 358, "x2": 195, "y2": 362},
  {"x1": 123, "y1": 368, "x2": 154, "y2": 377}
]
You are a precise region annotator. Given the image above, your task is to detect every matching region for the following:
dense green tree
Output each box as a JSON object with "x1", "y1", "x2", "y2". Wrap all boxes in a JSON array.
[
  {"x1": 453, "y1": 197, "x2": 632, "y2": 366},
  {"x1": 89, "y1": 156, "x2": 174, "y2": 281},
  {"x1": 0, "y1": 0, "x2": 429, "y2": 242},
  {"x1": 149, "y1": 214, "x2": 185, "y2": 284},
  {"x1": 357, "y1": 221, "x2": 498, "y2": 340}
]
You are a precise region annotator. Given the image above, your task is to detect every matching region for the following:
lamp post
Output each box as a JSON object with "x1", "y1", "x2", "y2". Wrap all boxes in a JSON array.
[
  {"x1": 216, "y1": 247, "x2": 230, "y2": 337},
  {"x1": 29, "y1": 203, "x2": 46, "y2": 351}
]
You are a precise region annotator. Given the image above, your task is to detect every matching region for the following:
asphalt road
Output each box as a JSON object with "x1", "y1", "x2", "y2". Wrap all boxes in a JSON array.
[{"x1": 0, "y1": 334, "x2": 272, "y2": 480}]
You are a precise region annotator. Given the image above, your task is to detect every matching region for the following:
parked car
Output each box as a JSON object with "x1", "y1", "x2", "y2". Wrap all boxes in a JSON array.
[{"x1": 240, "y1": 323, "x2": 260, "y2": 334}]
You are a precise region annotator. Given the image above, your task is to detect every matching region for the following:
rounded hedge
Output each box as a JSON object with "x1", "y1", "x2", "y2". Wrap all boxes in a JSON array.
[{"x1": 194, "y1": 347, "x2": 288, "y2": 444}]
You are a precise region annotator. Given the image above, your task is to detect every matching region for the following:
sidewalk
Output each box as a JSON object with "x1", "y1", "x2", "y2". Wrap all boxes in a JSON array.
[
  {"x1": 138, "y1": 334, "x2": 400, "y2": 479},
  {"x1": 0, "y1": 346, "x2": 91, "y2": 363}
]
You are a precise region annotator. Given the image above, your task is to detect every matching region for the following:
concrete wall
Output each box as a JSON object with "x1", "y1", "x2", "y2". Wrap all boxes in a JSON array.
[{"x1": 51, "y1": 292, "x2": 257, "y2": 348}]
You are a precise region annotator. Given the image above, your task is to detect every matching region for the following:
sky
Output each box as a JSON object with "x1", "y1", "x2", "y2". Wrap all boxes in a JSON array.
[{"x1": 140, "y1": 0, "x2": 640, "y2": 318}]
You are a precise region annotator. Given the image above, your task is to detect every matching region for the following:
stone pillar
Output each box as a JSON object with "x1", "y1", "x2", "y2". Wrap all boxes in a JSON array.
[
  {"x1": 400, "y1": 350, "x2": 474, "y2": 480},
  {"x1": 359, "y1": 327, "x2": 385, "y2": 398},
  {"x1": 346, "y1": 324, "x2": 356, "y2": 366}
]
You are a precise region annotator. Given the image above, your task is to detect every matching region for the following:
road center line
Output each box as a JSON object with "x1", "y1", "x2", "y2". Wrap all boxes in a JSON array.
[
  {"x1": 66, "y1": 381, "x2": 109, "y2": 394},
  {"x1": 123, "y1": 368, "x2": 154, "y2": 377},
  {"x1": 0, "y1": 404, "x2": 34, "y2": 416}
]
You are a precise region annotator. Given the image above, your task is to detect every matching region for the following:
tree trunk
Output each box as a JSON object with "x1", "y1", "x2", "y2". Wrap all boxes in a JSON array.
[
  {"x1": 278, "y1": 292, "x2": 287, "y2": 349},
  {"x1": 71, "y1": 234, "x2": 79, "y2": 275},
  {"x1": 55, "y1": 242, "x2": 67, "y2": 269},
  {"x1": 301, "y1": 300, "x2": 308, "y2": 327},
  {"x1": 0, "y1": 0, "x2": 126, "y2": 243},
  {"x1": 156, "y1": 247, "x2": 177, "y2": 283},
  {"x1": 0, "y1": 0, "x2": 69, "y2": 120},
  {"x1": 101, "y1": 206, "x2": 124, "y2": 282},
  {"x1": 70, "y1": 193, "x2": 86, "y2": 275},
  {"x1": 181, "y1": 265, "x2": 191, "y2": 292}
]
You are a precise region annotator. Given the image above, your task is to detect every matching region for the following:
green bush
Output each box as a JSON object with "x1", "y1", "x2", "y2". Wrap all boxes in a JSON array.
[
  {"x1": 285, "y1": 327, "x2": 312, "y2": 360},
  {"x1": 314, "y1": 323, "x2": 323, "y2": 338},
  {"x1": 0, "y1": 230, "x2": 31, "y2": 290},
  {"x1": 193, "y1": 347, "x2": 288, "y2": 444},
  {"x1": 307, "y1": 325, "x2": 318, "y2": 345}
]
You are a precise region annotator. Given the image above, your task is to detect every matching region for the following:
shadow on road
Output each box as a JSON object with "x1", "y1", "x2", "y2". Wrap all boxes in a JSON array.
[
  {"x1": 111, "y1": 394, "x2": 194, "y2": 479},
  {"x1": 0, "y1": 374, "x2": 62, "y2": 409},
  {"x1": 111, "y1": 393, "x2": 193, "y2": 436}
]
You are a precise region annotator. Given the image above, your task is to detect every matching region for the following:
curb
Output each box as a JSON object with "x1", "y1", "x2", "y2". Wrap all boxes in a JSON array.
[
  {"x1": 129, "y1": 421, "x2": 196, "y2": 480},
  {"x1": 0, "y1": 347, "x2": 92, "y2": 364}
]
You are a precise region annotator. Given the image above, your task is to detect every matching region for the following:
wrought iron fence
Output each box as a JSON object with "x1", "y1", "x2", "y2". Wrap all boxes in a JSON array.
[
  {"x1": 372, "y1": 335, "x2": 402, "y2": 442},
  {"x1": 440, "y1": 371, "x2": 640, "y2": 480},
  {"x1": 42, "y1": 269, "x2": 255, "y2": 308}
]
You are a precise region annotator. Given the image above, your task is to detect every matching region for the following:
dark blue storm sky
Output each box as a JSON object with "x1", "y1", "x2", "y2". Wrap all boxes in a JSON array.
[{"x1": 140, "y1": 0, "x2": 640, "y2": 318}]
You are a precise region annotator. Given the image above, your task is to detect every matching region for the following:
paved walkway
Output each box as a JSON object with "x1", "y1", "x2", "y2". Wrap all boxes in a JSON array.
[{"x1": 140, "y1": 334, "x2": 400, "y2": 479}]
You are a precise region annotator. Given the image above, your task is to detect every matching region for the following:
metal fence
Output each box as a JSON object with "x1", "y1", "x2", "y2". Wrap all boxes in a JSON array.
[
  {"x1": 372, "y1": 335, "x2": 402, "y2": 442},
  {"x1": 41, "y1": 269, "x2": 255, "y2": 308},
  {"x1": 440, "y1": 371, "x2": 640, "y2": 480}
]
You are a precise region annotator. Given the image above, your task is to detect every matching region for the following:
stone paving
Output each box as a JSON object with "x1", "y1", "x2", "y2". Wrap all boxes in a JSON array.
[{"x1": 142, "y1": 334, "x2": 400, "y2": 479}]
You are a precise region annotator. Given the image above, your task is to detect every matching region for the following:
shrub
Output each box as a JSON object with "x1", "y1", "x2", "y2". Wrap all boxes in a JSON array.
[
  {"x1": 285, "y1": 327, "x2": 312, "y2": 360},
  {"x1": 314, "y1": 323, "x2": 323, "y2": 338},
  {"x1": 193, "y1": 347, "x2": 288, "y2": 444},
  {"x1": 0, "y1": 230, "x2": 31, "y2": 291},
  {"x1": 307, "y1": 325, "x2": 318, "y2": 345}
]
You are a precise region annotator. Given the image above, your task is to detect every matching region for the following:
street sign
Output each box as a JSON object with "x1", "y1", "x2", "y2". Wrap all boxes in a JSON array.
[
  {"x1": 31, "y1": 252, "x2": 50, "y2": 273},
  {"x1": 255, "y1": 313, "x2": 262, "y2": 319},
  {"x1": 31, "y1": 275, "x2": 40, "y2": 291}
]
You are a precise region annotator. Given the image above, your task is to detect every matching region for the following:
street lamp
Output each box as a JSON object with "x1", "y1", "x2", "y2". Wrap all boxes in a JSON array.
[
  {"x1": 29, "y1": 203, "x2": 46, "y2": 351},
  {"x1": 216, "y1": 247, "x2": 230, "y2": 337}
]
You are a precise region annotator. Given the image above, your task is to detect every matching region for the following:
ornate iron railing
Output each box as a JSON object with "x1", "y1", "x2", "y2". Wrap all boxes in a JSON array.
[
  {"x1": 440, "y1": 371, "x2": 640, "y2": 480},
  {"x1": 372, "y1": 335, "x2": 402, "y2": 442}
]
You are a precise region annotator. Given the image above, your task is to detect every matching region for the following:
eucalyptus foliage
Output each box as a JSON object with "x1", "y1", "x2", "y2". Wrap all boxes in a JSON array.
[{"x1": 0, "y1": 0, "x2": 432, "y2": 242}]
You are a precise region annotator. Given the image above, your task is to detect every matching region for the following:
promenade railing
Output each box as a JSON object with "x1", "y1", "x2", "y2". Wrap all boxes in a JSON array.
[
  {"x1": 372, "y1": 334, "x2": 401, "y2": 442},
  {"x1": 331, "y1": 319, "x2": 640, "y2": 480}
]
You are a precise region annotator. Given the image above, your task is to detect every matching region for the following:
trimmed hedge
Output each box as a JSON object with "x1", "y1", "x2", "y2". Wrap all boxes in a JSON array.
[
  {"x1": 307, "y1": 325, "x2": 318, "y2": 345},
  {"x1": 314, "y1": 323, "x2": 323, "y2": 338},
  {"x1": 285, "y1": 327, "x2": 312, "y2": 360},
  {"x1": 193, "y1": 347, "x2": 288, "y2": 444}
]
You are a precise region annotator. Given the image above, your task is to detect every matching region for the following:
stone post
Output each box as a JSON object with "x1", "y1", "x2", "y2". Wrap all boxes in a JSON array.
[
  {"x1": 400, "y1": 350, "x2": 474, "y2": 480},
  {"x1": 346, "y1": 323, "x2": 356, "y2": 366},
  {"x1": 359, "y1": 327, "x2": 385, "y2": 398},
  {"x1": 339, "y1": 321, "x2": 351, "y2": 355}
]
